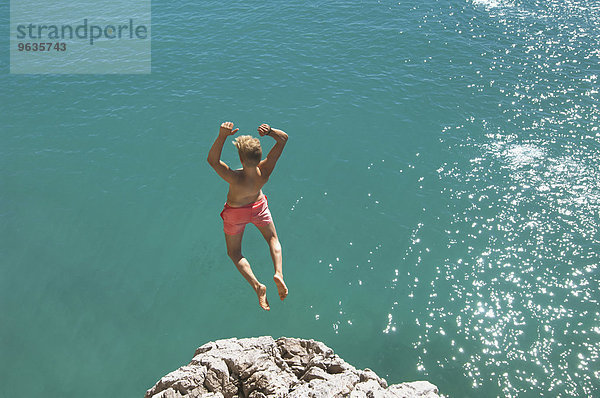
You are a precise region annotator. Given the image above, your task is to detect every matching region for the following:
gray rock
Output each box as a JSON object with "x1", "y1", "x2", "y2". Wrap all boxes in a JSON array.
[
  {"x1": 387, "y1": 381, "x2": 441, "y2": 398},
  {"x1": 145, "y1": 337, "x2": 442, "y2": 398}
]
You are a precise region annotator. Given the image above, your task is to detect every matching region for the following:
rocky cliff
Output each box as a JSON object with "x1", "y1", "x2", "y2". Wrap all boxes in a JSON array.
[{"x1": 145, "y1": 336, "x2": 441, "y2": 398}]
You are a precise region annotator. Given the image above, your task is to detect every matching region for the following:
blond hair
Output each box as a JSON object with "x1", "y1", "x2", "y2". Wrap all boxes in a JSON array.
[{"x1": 233, "y1": 135, "x2": 262, "y2": 166}]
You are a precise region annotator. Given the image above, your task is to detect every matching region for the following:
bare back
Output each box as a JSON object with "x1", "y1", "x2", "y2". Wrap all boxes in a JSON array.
[{"x1": 226, "y1": 167, "x2": 269, "y2": 207}]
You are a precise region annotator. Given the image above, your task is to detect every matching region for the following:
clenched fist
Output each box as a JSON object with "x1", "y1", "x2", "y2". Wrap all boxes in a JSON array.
[{"x1": 257, "y1": 123, "x2": 272, "y2": 137}]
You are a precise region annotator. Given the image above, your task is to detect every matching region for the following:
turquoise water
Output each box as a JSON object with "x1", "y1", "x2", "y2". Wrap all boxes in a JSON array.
[{"x1": 2, "y1": 0, "x2": 599, "y2": 397}]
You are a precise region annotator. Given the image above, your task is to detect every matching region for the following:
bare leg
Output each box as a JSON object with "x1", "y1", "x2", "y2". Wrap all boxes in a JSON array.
[
  {"x1": 225, "y1": 231, "x2": 269, "y2": 311},
  {"x1": 256, "y1": 222, "x2": 288, "y2": 300}
]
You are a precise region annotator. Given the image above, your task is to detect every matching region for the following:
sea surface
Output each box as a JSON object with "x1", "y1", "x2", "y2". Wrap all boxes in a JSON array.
[{"x1": 1, "y1": 0, "x2": 599, "y2": 397}]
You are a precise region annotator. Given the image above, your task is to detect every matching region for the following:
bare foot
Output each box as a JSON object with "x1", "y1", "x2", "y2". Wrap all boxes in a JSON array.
[
  {"x1": 273, "y1": 274, "x2": 288, "y2": 301},
  {"x1": 256, "y1": 284, "x2": 270, "y2": 311}
]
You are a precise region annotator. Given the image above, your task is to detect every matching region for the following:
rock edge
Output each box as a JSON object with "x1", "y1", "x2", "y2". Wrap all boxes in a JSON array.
[{"x1": 145, "y1": 336, "x2": 441, "y2": 398}]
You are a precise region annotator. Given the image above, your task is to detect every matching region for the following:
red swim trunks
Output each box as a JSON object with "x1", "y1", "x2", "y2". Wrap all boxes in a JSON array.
[{"x1": 220, "y1": 196, "x2": 273, "y2": 235}]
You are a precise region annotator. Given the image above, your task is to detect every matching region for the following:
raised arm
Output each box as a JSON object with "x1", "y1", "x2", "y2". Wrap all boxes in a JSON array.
[
  {"x1": 207, "y1": 121, "x2": 239, "y2": 183},
  {"x1": 257, "y1": 123, "x2": 288, "y2": 178}
]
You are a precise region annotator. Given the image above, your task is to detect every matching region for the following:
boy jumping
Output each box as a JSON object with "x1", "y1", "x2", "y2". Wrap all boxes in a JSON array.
[{"x1": 207, "y1": 121, "x2": 289, "y2": 311}]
